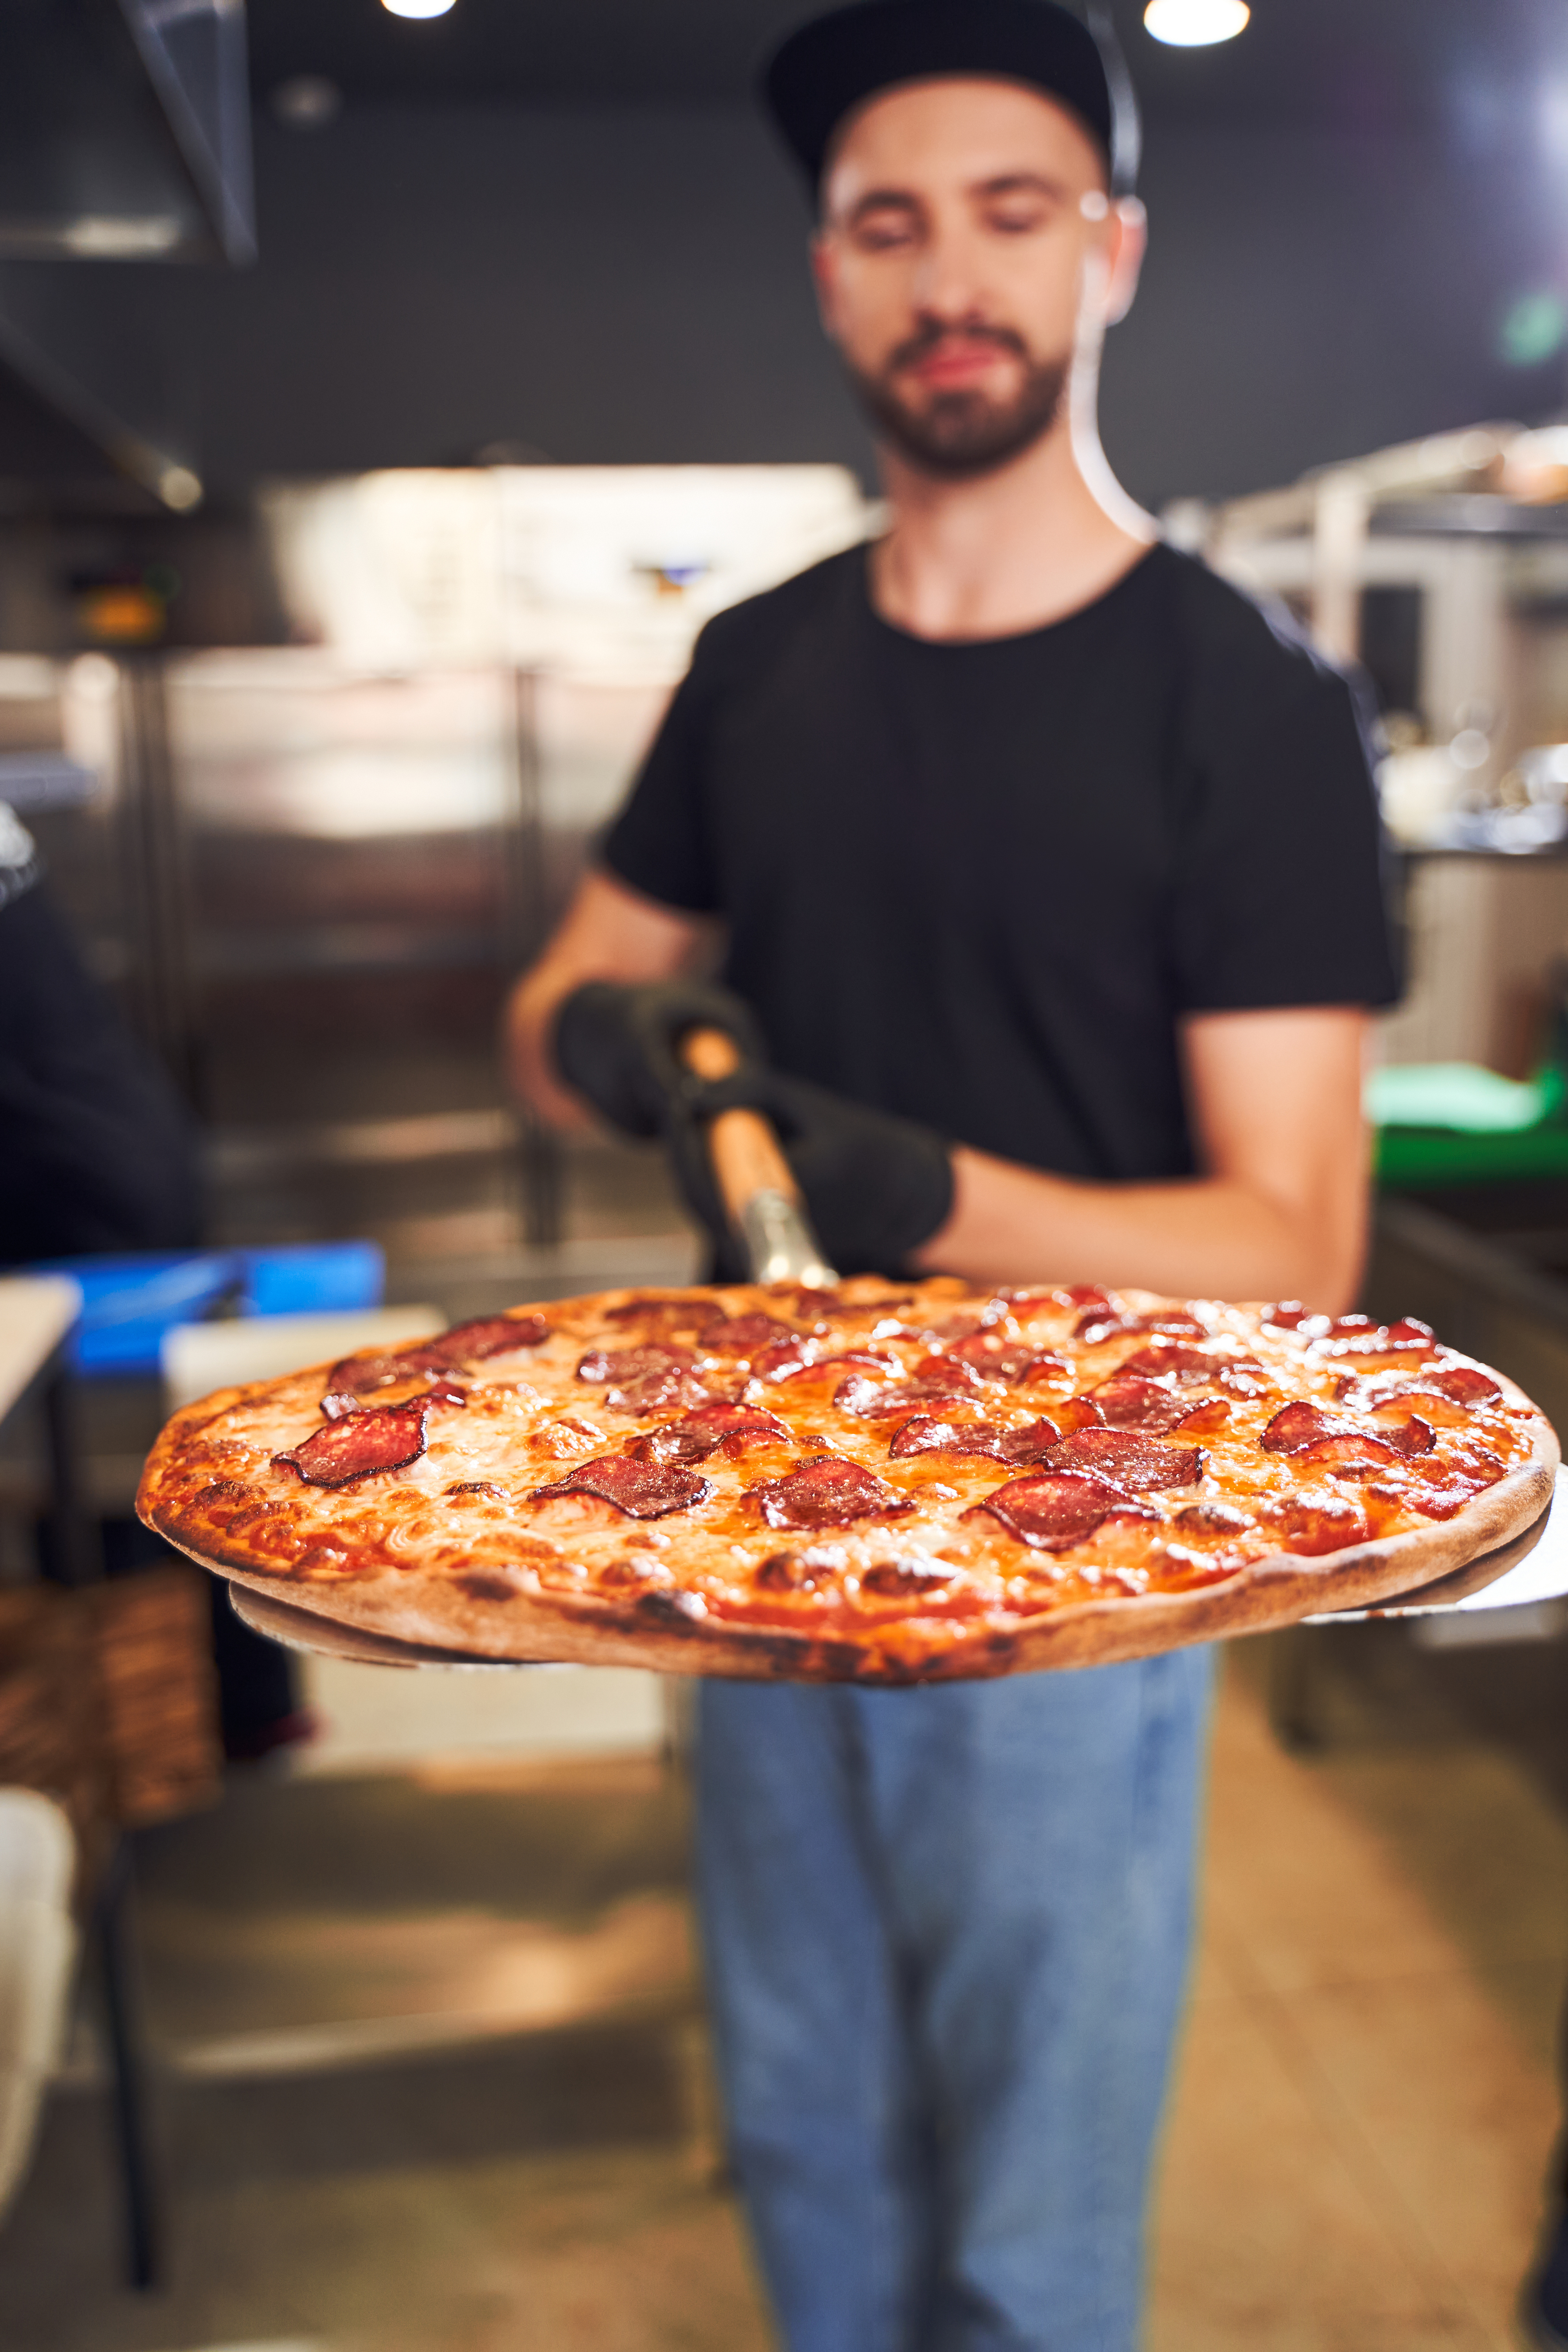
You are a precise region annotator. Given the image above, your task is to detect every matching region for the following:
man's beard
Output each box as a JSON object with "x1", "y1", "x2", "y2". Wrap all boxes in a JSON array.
[{"x1": 846, "y1": 322, "x2": 1070, "y2": 483}]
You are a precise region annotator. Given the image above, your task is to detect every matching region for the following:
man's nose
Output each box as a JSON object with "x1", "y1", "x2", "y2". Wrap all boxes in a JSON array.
[{"x1": 909, "y1": 223, "x2": 989, "y2": 321}]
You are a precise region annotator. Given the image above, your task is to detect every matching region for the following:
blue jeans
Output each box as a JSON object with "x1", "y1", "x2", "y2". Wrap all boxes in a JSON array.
[{"x1": 695, "y1": 1651, "x2": 1214, "y2": 2352}]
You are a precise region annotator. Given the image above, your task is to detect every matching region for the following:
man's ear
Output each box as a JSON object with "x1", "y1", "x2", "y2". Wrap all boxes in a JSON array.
[{"x1": 1103, "y1": 196, "x2": 1147, "y2": 327}]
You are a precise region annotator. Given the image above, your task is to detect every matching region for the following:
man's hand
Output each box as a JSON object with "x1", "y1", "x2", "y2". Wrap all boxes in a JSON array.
[
  {"x1": 552, "y1": 978, "x2": 765, "y2": 1139},
  {"x1": 673, "y1": 1063, "x2": 954, "y2": 1278}
]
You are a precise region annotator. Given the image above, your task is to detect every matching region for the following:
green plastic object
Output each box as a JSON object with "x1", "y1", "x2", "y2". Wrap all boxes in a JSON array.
[{"x1": 1369, "y1": 1058, "x2": 1568, "y2": 1188}]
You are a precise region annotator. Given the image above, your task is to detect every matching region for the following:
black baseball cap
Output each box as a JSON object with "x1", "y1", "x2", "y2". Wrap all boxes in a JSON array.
[{"x1": 762, "y1": 0, "x2": 1140, "y2": 198}]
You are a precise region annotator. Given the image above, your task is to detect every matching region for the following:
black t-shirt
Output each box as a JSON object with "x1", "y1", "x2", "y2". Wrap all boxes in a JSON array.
[{"x1": 602, "y1": 541, "x2": 1399, "y2": 1183}]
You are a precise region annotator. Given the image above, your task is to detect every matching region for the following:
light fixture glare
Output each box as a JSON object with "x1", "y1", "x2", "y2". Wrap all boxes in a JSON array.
[
  {"x1": 1143, "y1": 0, "x2": 1250, "y2": 47},
  {"x1": 381, "y1": 0, "x2": 457, "y2": 16}
]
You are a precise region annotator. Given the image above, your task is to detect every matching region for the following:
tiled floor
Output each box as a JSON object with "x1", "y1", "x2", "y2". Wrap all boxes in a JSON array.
[{"x1": 1, "y1": 1631, "x2": 1565, "y2": 2352}]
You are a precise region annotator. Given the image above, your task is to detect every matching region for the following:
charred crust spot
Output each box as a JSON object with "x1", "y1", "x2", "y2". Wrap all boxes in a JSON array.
[
  {"x1": 635, "y1": 1586, "x2": 708, "y2": 1625},
  {"x1": 859, "y1": 1559, "x2": 954, "y2": 1598},
  {"x1": 455, "y1": 1571, "x2": 521, "y2": 1603},
  {"x1": 1173, "y1": 1501, "x2": 1254, "y2": 1537},
  {"x1": 445, "y1": 1480, "x2": 505, "y2": 1499}
]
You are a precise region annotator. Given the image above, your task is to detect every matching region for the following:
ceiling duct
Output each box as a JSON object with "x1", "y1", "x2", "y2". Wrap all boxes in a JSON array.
[{"x1": 0, "y1": 0, "x2": 255, "y2": 266}]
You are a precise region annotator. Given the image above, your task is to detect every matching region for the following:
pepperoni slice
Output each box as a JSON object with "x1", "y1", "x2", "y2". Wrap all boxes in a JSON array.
[
  {"x1": 1260, "y1": 1401, "x2": 1336, "y2": 1454},
  {"x1": 887, "y1": 1414, "x2": 1061, "y2": 1463},
  {"x1": 1116, "y1": 1341, "x2": 1217, "y2": 1382},
  {"x1": 887, "y1": 1415, "x2": 1005, "y2": 1460},
  {"x1": 607, "y1": 1368, "x2": 715, "y2": 1416},
  {"x1": 1174, "y1": 1396, "x2": 1231, "y2": 1436},
  {"x1": 700, "y1": 1314, "x2": 797, "y2": 1356},
  {"x1": 1014, "y1": 1351, "x2": 1072, "y2": 1385},
  {"x1": 1289, "y1": 1434, "x2": 1401, "y2": 1480},
  {"x1": 429, "y1": 1313, "x2": 548, "y2": 1361},
  {"x1": 276, "y1": 1401, "x2": 427, "y2": 1487},
  {"x1": 749, "y1": 1457, "x2": 912, "y2": 1531},
  {"x1": 642, "y1": 1403, "x2": 790, "y2": 1463},
  {"x1": 1311, "y1": 1316, "x2": 1436, "y2": 1359},
  {"x1": 1040, "y1": 1428, "x2": 1205, "y2": 1490},
  {"x1": 577, "y1": 1343, "x2": 693, "y2": 1385},
  {"x1": 835, "y1": 1374, "x2": 981, "y2": 1419},
  {"x1": 1422, "y1": 1366, "x2": 1502, "y2": 1406},
  {"x1": 1076, "y1": 1308, "x2": 1208, "y2": 1345},
  {"x1": 751, "y1": 1334, "x2": 820, "y2": 1379},
  {"x1": 936, "y1": 1334, "x2": 1041, "y2": 1379},
  {"x1": 1092, "y1": 1374, "x2": 1199, "y2": 1433},
  {"x1": 1367, "y1": 1408, "x2": 1436, "y2": 1457},
  {"x1": 969, "y1": 1472, "x2": 1123, "y2": 1550},
  {"x1": 779, "y1": 1350, "x2": 899, "y2": 1384},
  {"x1": 533, "y1": 1455, "x2": 710, "y2": 1517},
  {"x1": 327, "y1": 1315, "x2": 546, "y2": 1397},
  {"x1": 1270, "y1": 1495, "x2": 1369, "y2": 1554},
  {"x1": 604, "y1": 1296, "x2": 704, "y2": 1332},
  {"x1": 1261, "y1": 1302, "x2": 1323, "y2": 1334}
]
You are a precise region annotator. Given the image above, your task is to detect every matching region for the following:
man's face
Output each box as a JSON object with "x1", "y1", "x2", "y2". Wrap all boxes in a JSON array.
[{"x1": 813, "y1": 77, "x2": 1132, "y2": 481}]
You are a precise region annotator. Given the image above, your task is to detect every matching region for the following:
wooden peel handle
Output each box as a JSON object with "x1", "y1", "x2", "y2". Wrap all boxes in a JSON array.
[{"x1": 680, "y1": 1026, "x2": 799, "y2": 1227}]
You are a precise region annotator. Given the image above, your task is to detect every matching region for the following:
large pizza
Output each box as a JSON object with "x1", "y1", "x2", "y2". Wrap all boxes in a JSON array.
[{"x1": 137, "y1": 1278, "x2": 1557, "y2": 1682}]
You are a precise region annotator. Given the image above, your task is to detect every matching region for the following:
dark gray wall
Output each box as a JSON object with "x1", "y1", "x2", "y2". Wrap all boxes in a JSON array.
[{"x1": 7, "y1": 92, "x2": 1566, "y2": 510}]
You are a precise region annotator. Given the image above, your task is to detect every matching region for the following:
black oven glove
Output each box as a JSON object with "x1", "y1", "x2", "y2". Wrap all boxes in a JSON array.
[
  {"x1": 552, "y1": 978, "x2": 766, "y2": 1139},
  {"x1": 552, "y1": 980, "x2": 954, "y2": 1279}
]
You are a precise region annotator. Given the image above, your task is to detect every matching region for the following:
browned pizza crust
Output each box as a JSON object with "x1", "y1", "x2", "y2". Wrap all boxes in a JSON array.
[{"x1": 137, "y1": 1279, "x2": 1559, "y2": 1684}]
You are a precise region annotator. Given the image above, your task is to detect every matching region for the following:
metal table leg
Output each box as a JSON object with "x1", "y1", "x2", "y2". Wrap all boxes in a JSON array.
[{"x1": 94, "y1": 1840, "x2": 160, "y2": 2291}]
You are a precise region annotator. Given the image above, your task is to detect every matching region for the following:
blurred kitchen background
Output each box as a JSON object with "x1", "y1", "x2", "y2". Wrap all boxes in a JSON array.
[{"x1": 7, "y1": 5, "x2": 1568, "y2": 2351}]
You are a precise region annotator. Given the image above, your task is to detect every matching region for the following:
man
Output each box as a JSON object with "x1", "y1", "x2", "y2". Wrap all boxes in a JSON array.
[{"x1": 508, "y1": 4, "x2": 1398, "y2": 2344}]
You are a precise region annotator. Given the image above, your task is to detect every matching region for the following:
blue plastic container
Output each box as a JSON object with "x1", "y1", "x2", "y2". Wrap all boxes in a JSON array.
[{"x1": 29, "y1": 1242, "x2": 386, "y2": 1377}]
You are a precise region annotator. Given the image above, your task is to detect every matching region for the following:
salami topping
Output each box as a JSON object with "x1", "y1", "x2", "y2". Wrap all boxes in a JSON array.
[
  {"x1": 1174, "y1": 1397, "x2": 1231, "y2": 1436},
  {"x1": 1261, "y1": 1302, "x2": 1325, "y2": 1335},
  {"x1": 643, "y1": 1403, "x2": 790, "y2": 1463},
  {"x1": 749, "y1": 1456, "x2": 912, "y2": 1531},
  {"x1": 1289, "y1": 1434, "x2": 1400, "y2": 1480},
  {"x1": 941, "y1": 1336, "x2": 1039, "y2": 1379},
  {"x1": 1040, "y1": 1428, "x2": 1205, "y2": 1490},
  {"x1": 700, "y1": 1314, "x2": 796, "y2": 1356},
  {"x1": 432, "y1": 1313, "x2": 548, "y2": 1361},
  {"x1": 327, "y1": 1315, "x2": 546, "y2": 1398},
  {"x1": 970, "y1": 1472, "x2": 1123, "y2": 1550},
  {"x1": 1077, "y1": 1307, "x2": 1208, "y2": 1346},
  {"x1": 533, "y1": 1455, "x2": 710, "y2": 1517},
  {"x1": 888, "y1": 1413, "x2": 1065, "y2": 1465},
  {"x1": 1116, "y1": 1341, "x2": 1217, "y2": 1382},
  {"x1": 780, "y1": 1349, "x2": 899, "y2": 1383},
  {"x1": 1367, "y1": 1408, "x2": 1436, "y2": 1457},
  {"x1": 606, "y1": 1368, "x2": 714, "y2": 1416},
  {"x1": 1311, "y1": 1315, "x2": 1436, "y2": 1358},
  {"x1": 604, "y1": 1296, "x2": 703, "y2": 1332},
  {"x1": 1093, "y1": 1374, "x2": 1200, "y2": 1433},
  {"x1": 1421, "y1": 1366, "x2": 1502, "y2": 1406},
  {"x1": 276, "y1": 1402, "x2": 428, "y2": 1487},
  {"x1": 751, "y1": 1334, "x2": 820, "y2": 1379},
  {"x1": 835, "y1": 1373, "x2": 980, "y2": 1419},
  {"x1": 1260, "y1": 1401, "x2": 1336, "y2": 1454},
  {"x1": 577, "y1": 1344, "x2": 692, "y2": 1385},
  {"x1": 887, "y1": 1415, "x2": 1004, "y2": 1460}
]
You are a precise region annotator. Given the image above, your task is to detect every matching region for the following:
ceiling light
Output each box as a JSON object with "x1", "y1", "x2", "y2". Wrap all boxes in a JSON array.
[
  {"x1": 1143, "y1": 0, "x2": 1250, "y2": 46},
  {"x1": 381, "y1": 0, "x2": 457, "y2": 16}
]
